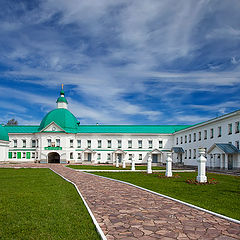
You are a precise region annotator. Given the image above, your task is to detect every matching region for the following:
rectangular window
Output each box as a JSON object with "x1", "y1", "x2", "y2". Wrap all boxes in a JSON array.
[
  {"x1": 180, "y1": 137, "x2": 183, "y2": 144},
  {"x1": 189, "y1": 149, "x2": 191, "y2": 159},
  {"x1": 70, "y1": 152, "x2": 73, "y2": 159},
  {"x1": 70, "y1": 139, "x2": 73, "y2": 148},
  {"x1": 193, "y1": 133, "x2": 196, "y2": 142},
  {"x1": 176, "y1": 138, "x2": 178, "y2": 145},
  {"x1": 78, "y1": 153, "x2": 81, "y2": 159},
  {"x1": 23, "y1": 152, "x2": 26, "y2": 158},
  {"x1": 97, "y1": 153, "x2": 101, "y2": 160},
  {"x1": 235, "y1": 141, "x2": 239, "y2": 150},
  {"x1": 14, "y1": 140, "x2": 17, "y2": 148},
  {"x1": 87, "y1": 140, "x2": 91, "y2": 148},
  {"x1": 22, "y1": 139, "x2": 26, "y2": 148},
  {"x1": 139, "y1": 154, "x2": 142, "y2": 160},
  {"x1": 185, "y1": 135, "x2": 187, "y2": 143},
  {"x1": 210, "y1": 128, "x2": 214, "y2": 138},
  {"x1": 36, "y1": 139, "x2": 39, "y2": 148},
  {"x1": 193, "y1": 149, "x2": 196, "y2": 159},
  {"x1": 36, "y1": 152, "x2": 38, "y2": 159},
  {"x1": 118, "y1": 140, "x2": 122, "y2": 148},
  {"x1": 107, "y1": 140, "x2": 111, "y2": 148},
  {"x1": 98, "y1": 140, "x2": 102, "y2": 148},
  {"x1": 148, "y1": 140, "x2": 153, "y2": 149},
  {"x1": 56, "y1": 139, "x2": 60, "y2": 147},
  {"x1": 129, "y1": 154, "x2": 132, "y2": 161},
  {"x1": 32, "y1": 140, "x2": 36, "y2": 148},
  {"x1": 184, "y1": 150, "x2": 187, "y2": 159},
  {"x1": 189, "y1": 134, "x2": 191, "y2": 143},
  {"x1": 138, "y1": 140, "x2": 142, "y2": 148},
  {"x1": 32, "y1": 152, "x2": 35, "y2": 158},
  {"x1": 218, "y1": 126, "x2": 221, "y2": 137},
  {"x1": 17, "y1": 152, "x2": 21, "y2": 159},
  {"x1": 77, "y1": 140, "x2": 81, "y2": 148},
  {"x1": 13, "y1": 152, "x2": 16, "y2": 158},
  {"x1": 198, "y1": 132, "x2": 201, "y2": 141},
  {"x1": 47, "y1": 139, "x2": 51, "y2": 147},
  {"x1": 128, "y1": 140, "x2": 132, "y2": 148},
  {"x1": 204, "y1": 130, "x2": 207, "y2": 140},
  {"x1": 228, "y1": 123, "x2": 232, "y2": 135},
  {"x1": 8, "y1": 152, "x2": 12, "y2": 159},
  {"x1": 26, "y1": 152, "x2": 30, "y2": 159},
  {"x1": 235, "y1": 121, "x2": 240, "y2": 133},
  {"x1": 159, "y1": 140, "x2": 163, "y2": 148},
  {"x1": 107, "y1": 153, "x2": 111, "y2": 160}
]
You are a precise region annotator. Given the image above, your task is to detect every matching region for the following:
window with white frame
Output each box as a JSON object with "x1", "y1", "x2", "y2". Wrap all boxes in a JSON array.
[
  {"x1": 36, "y1": 152, "x2": 38, "y2": 159},
  {"x1": 204, "y1": 130, "x2": 207, "y2": 140},
  {"x1": 128, "y1": 140, "x2": 132, "y2": 148},
  {"x1": 198, "y1": 132, "x2": 201, "y2": 141},
  {"x1": 139, "y1": 154, "x2": 142, "y2": 160},
  {"x1": 185, "y1": 150, "x2": 187, "y2": 159},
  {"x1": 218, "y1": 126, "x2": 221, "y2": 137},
  {"x1": 47, "y1": 139, "x2": 51, "y2": 147},
  {"x1": 235, "y1": 141, "x2": 239, "y2": 150},
  {"x1": 210, "y1": 128, "x2": 214, "y2": 138},
  {"x1": 193, "y1": 133, "x2": 196, "y2": 142},
  {"x1": 189, "y1": 149, "x2": 191, "y2": 159},
  {"x1": 77, "y1": 140, "x2": 81, "y2": 148},
  {"x1": 189, "y1": 134, "x2": 191, "y2": 143},
  {"x1": 32, "y1": 140, "x2": 36, "y2": 148},
  {"x1": 138, "y1": 140, "x2": 142, "y2": 148},
  {"x1": 180, "y1": 137, "x2": 183, "y2": 144},
  {"x1": 159, "y1": 140, "x2": 163, "y2": 148},
  {"x1": 87, "y1": 140, "x2": 91, "y2": 148},
  {"x1": 228, "y1": 123, "x2": 232, "y2": 135},
  {"x1": 185, "y1": 135, "x2": 187, "y2": 143},
  {"x1": 78, "y1": 153, "x2": 81, "y2": 159},
  {"x1": 70, "y1": 152, "x2": 73, "y2": 159},
  {"x1": 129, "y1": 154, "x2": 132, "y2": 161},
  {"x1": 13, "y1": 140, "x2": 17, "y2": 148},
  {"x1": 148, "y1": 140, "x2": 153, "y2": 148},
  {"x1": 107, "y1": 153, "x2": 111, "y2": 160},
  {"x1": 13, "y1": 152, "x2": 16, "y2": 158},
  {"x1": 23, "y1": 152, "x2": 26, "y2": 158},
  {"x1": 107, "y1": 140, "x2": 111, "y2": 148},
  {"x1": 118, "y1": 140, "x2": 122, "y2": 148},
  {"x1": 193, "y1": 149, "x2": 196, "y2": 159},
  {"x1": 235, "y1": 121, "x2": 240, "y2": 133},
  {"x1": 176, "y1": 138, "x2": 178, "y2": 145},
  {"x1": 70, "y1": 139, "x2": 73, "y2": 148},
  {"x1": 36, "y1": 139, "x2": 39, "y2": 147},
  {"x1": 56, "y1": 139, "x2": 60, "y2": 147},
  {"x1": 98, "y1": 140, "x2": 102, "y2": 148},
  {"x1": 22, "y1": 139, "x2": 26, "y2": 148},
  {"x1": 97, "y1": 153, "x2": 101, "y2": 160},
  {"x1": 32, "y1": 152, "x2": 35, "y2": 158}
]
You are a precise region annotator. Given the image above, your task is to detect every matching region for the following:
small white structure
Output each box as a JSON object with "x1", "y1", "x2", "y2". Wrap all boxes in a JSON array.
[
  {"x1": 122, "y1": 155, "x2": 126, "y2": 168},
  {"x1": 147, "y1": 153, "x2": 152, "y2": 174},
  {"x1": 196, "y1": 148, "x2": 207, "y2": 183},
  {"x1": 165, "y1": 152, "x2": 173, "y2": 177},
  {"x1": 131, "y1": 158, "x2": 135, "y2": 171}
]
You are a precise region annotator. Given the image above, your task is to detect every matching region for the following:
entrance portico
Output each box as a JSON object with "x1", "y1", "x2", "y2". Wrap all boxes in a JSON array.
[
  {"x1": 82, "y1": 149, "x2": 96, "y2": 163},
  {"x1": 112, "y1": 149, "x2": 126, "y2": 166},
  {"x1": 48, "y1": 152, "x2": 60, "y2": 163},
  {"x1": 149, "y1": 149, "x2": 162, "y2": 165}
]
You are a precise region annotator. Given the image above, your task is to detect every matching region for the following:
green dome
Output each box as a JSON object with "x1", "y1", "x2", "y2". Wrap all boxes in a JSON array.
[
  {"x1": 0, "y1": 125, "x2": 9, "y2": 141},
  {"x1": 56, "y1": 96, "x2": 68, "y2": 104},
  {"x1": 39, "y1": 109, "x2": 79, "y2": 132}
]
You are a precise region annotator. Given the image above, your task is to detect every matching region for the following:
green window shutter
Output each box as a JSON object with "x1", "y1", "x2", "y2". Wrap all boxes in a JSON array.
[
  {"x1": 17, "y1": 152, "x2": 21, "y2": 159},
  {"x1": 8, "y1": 152, "x2": 12, "y2": 159},
  {"x1": 26, "y1": 152, "x2": 31, "y2": 159}
]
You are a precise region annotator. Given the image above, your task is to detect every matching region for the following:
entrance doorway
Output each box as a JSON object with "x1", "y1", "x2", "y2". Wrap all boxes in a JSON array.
[
  {"x1": 48, "y1": 152, "x2": 60, "y2": 163},
  {"x1": 117, "y1": 153, "x2": 122, "y2": 163},
  {"x1": 152, "y1": 154, "x2": 158, "y2": 163},
  {"x1": 87, "y1": 153, "x2": 92, "y2": 162},
  {"x1": 228, "y1": 154, "x2": 233, "y2": 170}
]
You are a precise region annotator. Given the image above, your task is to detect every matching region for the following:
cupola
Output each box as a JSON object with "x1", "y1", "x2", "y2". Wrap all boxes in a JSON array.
[{"x1": 56, "y1": 84, "x2": 68, "y2": 109}]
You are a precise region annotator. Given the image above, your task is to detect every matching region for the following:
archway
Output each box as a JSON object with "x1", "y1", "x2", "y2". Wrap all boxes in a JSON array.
[{"x1": 48, "y1": 152, "x2": 60, "y2": 163}]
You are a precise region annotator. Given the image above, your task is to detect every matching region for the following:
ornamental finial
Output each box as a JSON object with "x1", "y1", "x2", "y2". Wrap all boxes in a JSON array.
[{"x1": 61, "y1": 84, "x2": 64, "y2": 90}]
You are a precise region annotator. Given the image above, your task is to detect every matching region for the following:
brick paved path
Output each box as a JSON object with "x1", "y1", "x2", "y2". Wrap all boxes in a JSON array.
[{"x1": 1, "y1": 164, "x2": 240, "y2": 239}]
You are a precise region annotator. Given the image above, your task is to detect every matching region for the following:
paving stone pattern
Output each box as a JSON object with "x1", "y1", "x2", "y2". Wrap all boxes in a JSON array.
[{"x1": 1, "y1": 164, "x2": 239, "y2": 239}]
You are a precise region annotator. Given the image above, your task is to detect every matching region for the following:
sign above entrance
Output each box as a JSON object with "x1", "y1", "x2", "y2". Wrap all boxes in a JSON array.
[{"x1": 44, "y1": 147, "x2": 62, "y2": 150}]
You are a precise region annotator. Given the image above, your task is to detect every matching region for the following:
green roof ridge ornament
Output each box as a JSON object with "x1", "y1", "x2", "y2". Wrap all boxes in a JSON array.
[{"x1": 56, "y1": 84, "x2": 68, "y2": 107}]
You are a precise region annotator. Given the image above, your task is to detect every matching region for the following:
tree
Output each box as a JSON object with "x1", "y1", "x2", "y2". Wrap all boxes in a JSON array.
[{"x1": 7, "y1": 119, "x2": 18, "y2": 125}]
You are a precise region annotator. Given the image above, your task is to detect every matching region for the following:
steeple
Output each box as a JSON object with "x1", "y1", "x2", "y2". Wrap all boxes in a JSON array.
[{"x1": 56, "y1": 84, "x2": 68, "y2": 109}]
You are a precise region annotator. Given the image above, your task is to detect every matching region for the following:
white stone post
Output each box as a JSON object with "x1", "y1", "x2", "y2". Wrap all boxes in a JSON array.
[
  {"x1": 122, "y1": 154, "x2": 126, "y2": 168},
  {"x1": 196, "y1": 148, "x2": 207, "y2": 183},
  {"x1": 116, "y1": 154, "x2": 119, "y2": 168},
  {"x1": 147, "y1": 154, "x2": 152, "y2": 174},
  {"x1": 165, "y1": 152, "x2": 172, "y2": 177},
  {"x1": 131, "y1": 157, "x2": 135, "y2": 171},
  {"x1": 225, "y1": 154, "x2": 228, "y2": 169}
]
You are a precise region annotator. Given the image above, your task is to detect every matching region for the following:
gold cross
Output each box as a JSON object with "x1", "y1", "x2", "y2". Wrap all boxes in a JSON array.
[{"x1": 61, "y1": 84, "x2": 64, "y2": 90}]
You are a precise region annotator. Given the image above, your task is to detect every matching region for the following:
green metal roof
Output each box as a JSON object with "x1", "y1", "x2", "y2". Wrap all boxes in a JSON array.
[
  {"x1": 39, "y1": 108, "x2": 79, "y2": 132},
  {"x1": 0, "y1": 124, "x2": 9, "y2": 141},
  {"x1": 4, "y1": 124, "x2": 191, "y2": 134},
  {"x1": 56, "y1": 96, "x2": 68, "y2": 104}
]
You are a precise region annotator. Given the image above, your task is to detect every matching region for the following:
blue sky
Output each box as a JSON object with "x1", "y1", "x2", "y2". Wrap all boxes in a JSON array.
[{"x1": 0, "y1": 0, "x2": 240, "y2": 125}]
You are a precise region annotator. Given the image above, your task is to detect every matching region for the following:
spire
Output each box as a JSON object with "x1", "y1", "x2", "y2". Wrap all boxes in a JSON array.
[{"x1": 56, "y1": 85, "x2": 68, "y2": 109}]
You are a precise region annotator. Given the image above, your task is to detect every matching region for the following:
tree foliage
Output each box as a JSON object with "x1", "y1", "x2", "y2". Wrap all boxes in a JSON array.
[{"x1": 7, "y1": 119, "x2": 18, "y2": 125}]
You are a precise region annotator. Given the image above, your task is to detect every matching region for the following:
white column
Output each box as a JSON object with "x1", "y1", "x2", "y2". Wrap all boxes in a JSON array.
[
  {"x1": 147, "y1": 154, "x2": 152, "y2": 174},
  {"x1": 225, "y1": 154, "x2": 228, "y2": 169},
  {"x1": 213, "y1": 154, "x2": 216, "y2": 169},
  {"x1": 115, "y1": 154, "x2": 119, "y2": 168},
  {"x1": 131, "y1": 157, "x2": 135, "y2": 171},
  {"x1": 165, "y1": 153, "x2": 172, "y2": 177},
  {"x1": 196, "y1": 148, "x2": 207, "y2": 183},
  {"x1": 122, "y1": 154, "x2": 126, "y2": 168},
  {"x1": 220, "y1": 154, "x2": 223, "y2": 169}
]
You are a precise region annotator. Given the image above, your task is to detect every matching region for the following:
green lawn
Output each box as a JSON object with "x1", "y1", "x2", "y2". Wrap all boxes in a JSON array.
[
  {"x1": 0, "y1": 168, "x2": 101, "y2": 240},
  {"x1": 68, "y1": 165, "x2": 165, "y2": 170},
  {"x1": 92, "y1": 171, "x2": 240, "y2": 220}
]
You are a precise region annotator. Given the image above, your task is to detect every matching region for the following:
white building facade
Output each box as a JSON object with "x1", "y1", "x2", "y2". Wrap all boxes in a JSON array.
[{"x1": 1, "y1": 90, "x2": 240, "y2": 170}]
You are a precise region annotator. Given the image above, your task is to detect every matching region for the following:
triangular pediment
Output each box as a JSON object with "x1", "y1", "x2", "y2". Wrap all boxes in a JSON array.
[{"x1": 40, "y1": 121, "x2": 65, "y2": 132}]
